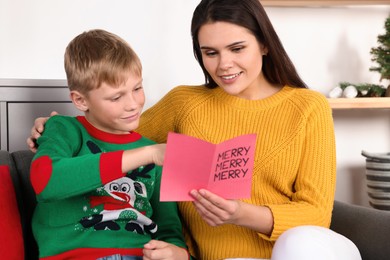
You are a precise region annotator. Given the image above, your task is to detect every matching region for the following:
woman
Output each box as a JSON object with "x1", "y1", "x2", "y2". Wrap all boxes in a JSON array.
[{"x1": 28, "y1": 0, "x2": 361, "y2": 259}]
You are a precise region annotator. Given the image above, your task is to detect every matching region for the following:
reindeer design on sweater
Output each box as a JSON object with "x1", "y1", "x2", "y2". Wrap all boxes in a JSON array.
[{"x1": 79, "y1": 141, "x2": 157, "y2": 234}]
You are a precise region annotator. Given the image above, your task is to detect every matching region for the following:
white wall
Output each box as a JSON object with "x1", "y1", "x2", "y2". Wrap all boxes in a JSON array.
[
  {"x1": 1, "y1": 0, "x2": 390, "y2": 206},
  {"x1": 265, "y1": 5, "x2": 390, "y2": 207}
]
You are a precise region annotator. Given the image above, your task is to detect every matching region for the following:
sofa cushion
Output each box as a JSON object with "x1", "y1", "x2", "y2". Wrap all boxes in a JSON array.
[
  {"x1": 0, "y1": 165, "x2": 24, "y2": 259},
  {"x1": 331, "y1": 200, "x2": 390, "y2": 260}
]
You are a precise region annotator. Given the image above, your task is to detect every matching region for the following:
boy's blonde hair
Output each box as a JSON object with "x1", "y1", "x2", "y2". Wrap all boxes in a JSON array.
[{"x1": 64, "y1": 29, "x2": 142, "y2": 94}]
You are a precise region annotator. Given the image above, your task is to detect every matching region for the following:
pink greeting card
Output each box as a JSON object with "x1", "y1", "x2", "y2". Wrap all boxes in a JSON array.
[{"x1": 160, "y1": 132, "x2": 257, "y2": 201}]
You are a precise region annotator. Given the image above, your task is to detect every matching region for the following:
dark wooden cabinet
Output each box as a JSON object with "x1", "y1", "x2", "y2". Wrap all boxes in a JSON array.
[{"x1": 0, "y1": 79, "x2": 80, "y2": 152}]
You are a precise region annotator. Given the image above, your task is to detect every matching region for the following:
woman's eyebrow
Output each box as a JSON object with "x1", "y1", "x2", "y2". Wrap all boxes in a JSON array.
[
  {"x1": 227, "y1": 41, "x2": 246, "y2": 48},
  {"x1": 200, "y1": 41, "x2": 246, "y2": 50}
]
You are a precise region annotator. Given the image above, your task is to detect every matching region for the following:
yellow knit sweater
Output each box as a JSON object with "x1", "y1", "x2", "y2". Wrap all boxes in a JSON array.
[{"x1": 137, "y1": 85, "x2": 336, "y2": 260}]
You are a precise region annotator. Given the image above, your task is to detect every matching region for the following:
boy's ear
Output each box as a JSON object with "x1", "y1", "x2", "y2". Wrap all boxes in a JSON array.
[{"x1": 70, "y1": 90, "x2": 88, "y2": 112}]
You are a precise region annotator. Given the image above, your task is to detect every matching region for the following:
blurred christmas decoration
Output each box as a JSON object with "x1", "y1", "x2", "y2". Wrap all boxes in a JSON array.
[
  {"x1": 339, "y1": 82, "x2": 386, "y2": 97},
  {"x1": 328, "y1": 82, "x2": 385, "y2": 98},
  {"x1": 328, "y1": 86, "x2": 344, "y2": 98},
  {"x1": 331, "y1": 15, "x2": 390, "y2": 98},
  {"x1": 370, "y1": 15, "x2": 390, "y2": 87}
]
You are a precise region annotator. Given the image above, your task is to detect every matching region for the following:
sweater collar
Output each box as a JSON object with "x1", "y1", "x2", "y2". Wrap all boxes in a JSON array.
[
  {"x1": 212, "y1": 85, "x2": 296, "y2": 110},
  {"x1": 76, "y1": 116, "x2": 142, "y2": 144}
]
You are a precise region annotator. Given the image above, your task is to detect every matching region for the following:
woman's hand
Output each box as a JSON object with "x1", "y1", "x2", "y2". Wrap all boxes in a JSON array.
[
  {"x1": 190, "y1": 189, "x2": 241, "y2": 226},
  {"x1": 26, "y1": 111, "x2": 58, "y2": 152},
  {"x1": 190, "y1": 189, "x2": 274, "y2": 235},
  {"x1": 143, "y1": 240, "x2": 189, "y2": 260}
]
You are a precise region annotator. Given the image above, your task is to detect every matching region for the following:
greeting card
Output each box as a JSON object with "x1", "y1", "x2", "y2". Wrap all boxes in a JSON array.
[{"x1": 160, "y1": 132, "x2": 256, "y2": 201}]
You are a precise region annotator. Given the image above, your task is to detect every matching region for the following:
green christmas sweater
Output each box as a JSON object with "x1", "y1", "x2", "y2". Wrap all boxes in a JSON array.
[{"x1": 31, "y1": 115, "x2": 188, "y2": 259}]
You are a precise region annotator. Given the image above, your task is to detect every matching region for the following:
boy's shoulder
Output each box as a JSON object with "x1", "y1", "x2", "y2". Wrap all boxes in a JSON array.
[
  {"x1": 45, "y1": 115, "x2": 84, "y2": 135},
  {"x1": 47, "y1": 114, "x2": 78, "y2": 124}
]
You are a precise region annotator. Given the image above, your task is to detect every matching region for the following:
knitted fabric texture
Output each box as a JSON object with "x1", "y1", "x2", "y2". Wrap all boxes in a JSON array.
[
  {"x1": 137, "y1": 85, "x2": 336, "y2": 259},
  {"x1": 31, "y1": 116, "x2": 187, "y2": 259}
]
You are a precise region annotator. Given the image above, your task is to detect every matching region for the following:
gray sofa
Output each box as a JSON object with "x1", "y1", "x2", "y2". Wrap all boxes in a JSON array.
[{"x1": 1, "y1": 149, "x2": 390, "y2": 260}]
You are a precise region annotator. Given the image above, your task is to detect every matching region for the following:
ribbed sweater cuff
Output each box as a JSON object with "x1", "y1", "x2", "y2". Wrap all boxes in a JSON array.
[{"x1": 100, "y1": 150, "x2": 125, "y2": 184}]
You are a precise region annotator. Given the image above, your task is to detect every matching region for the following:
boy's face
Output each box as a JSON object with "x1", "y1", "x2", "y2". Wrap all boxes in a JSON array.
[{"x1": 81, "y1": 73, "x2": 145, "y2": 134}]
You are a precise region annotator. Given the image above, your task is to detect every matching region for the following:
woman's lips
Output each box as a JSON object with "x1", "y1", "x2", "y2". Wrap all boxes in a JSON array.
[{"x1": 220, "y1": 72, "x2": 242, "y2": 83}]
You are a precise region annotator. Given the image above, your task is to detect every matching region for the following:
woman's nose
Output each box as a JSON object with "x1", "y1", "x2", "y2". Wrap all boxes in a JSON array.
[{"x1": 218, "y1": 53, "x2": 233, "y2": 71}]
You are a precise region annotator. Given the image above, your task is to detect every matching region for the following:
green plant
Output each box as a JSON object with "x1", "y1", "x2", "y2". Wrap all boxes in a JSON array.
[
  {"x1": 370, "y1": 16, "x2": 390, "y2": 84},
  {"x1": 339, "y1": 82, "x2": 386, "y2": 97}
]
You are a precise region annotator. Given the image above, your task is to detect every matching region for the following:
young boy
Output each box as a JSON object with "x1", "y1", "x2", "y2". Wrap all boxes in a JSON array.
[{"x1": 30, "y1": 29, "x2": 190, "y2": 260}]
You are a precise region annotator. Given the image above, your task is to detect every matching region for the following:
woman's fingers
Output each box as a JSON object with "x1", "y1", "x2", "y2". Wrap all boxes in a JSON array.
[{"x1": 190, "y1": 189, "x2": 239, "y2": 226}]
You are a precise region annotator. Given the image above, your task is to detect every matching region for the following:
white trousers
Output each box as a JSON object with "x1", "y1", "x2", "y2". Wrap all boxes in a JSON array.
[
  {"x1": 226, "y1": 225, "x2": 361, "y2": 260},
  {"x1": 271, "y1": 225, "x2": 362, "y2": 260}
]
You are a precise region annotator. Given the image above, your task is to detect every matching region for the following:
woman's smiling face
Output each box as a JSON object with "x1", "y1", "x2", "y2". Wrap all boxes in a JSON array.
[{"x1": 198, "y1": 21, "x2": 268, "y2": 100}]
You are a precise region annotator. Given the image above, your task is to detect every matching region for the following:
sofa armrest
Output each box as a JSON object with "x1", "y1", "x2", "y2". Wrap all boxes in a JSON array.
[
  {"x1": 331, "y1": 200, "x2": 390, "y2": 260},
  {"x1": 10, "y1": 150, "x2": 38, "y2": 259},
  {"x1": 11, "y1": 150, "x2": 36, "y2": 216},
  {"x1": 0, "y1": 150, "x2": 22, "y2": 205},
  {"x1": 0, "y1": 150, "x2": 38, "y2": 259}
]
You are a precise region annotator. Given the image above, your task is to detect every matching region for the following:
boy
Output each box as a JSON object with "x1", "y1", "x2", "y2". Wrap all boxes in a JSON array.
[{"x1": 30, "y1": 29, "x2": 189, "y2": 259}]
